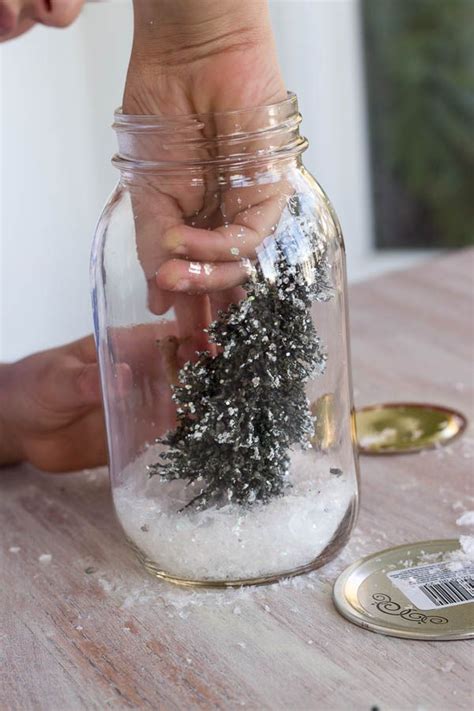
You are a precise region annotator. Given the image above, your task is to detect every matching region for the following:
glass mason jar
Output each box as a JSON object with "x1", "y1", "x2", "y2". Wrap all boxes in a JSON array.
[{"x1": 91, "y1": 93, "x2": 359, "y2": 587}]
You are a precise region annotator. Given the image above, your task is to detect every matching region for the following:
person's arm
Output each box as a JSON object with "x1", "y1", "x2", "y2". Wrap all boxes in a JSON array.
[
  {"x1": 0, "y1": 336, "x2": 106, "y2": 471},
  {"x1": 123, "y1": 0, "x2": 286, "y2": 115}
]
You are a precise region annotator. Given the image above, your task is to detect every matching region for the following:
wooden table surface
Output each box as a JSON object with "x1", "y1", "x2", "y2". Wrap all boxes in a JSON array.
[{"x1": 2, "y1": 250, "x2": 473, "y2": 711}]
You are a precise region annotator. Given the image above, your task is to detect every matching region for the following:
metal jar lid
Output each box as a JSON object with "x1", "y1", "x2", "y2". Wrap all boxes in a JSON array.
[
  {"x1": 356, "y1": 403, "x2": 467, "y2": 455},
  {"x1": 333, "y1": 540, "x2": 474, "y2": 640}
]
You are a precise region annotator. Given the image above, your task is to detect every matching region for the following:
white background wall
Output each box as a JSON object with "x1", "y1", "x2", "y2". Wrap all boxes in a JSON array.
[
  {"x1": 1, "y1": 1, "x2": 132, "y2": 361},
  {"x1": 0, "y1": 0, "x2": 423, "y2": 362}
]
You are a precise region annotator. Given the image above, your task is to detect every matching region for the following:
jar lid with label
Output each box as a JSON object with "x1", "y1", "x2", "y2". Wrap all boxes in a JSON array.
[{"x1": 333, "y1": 539, "x2": 474, "y2": 640}]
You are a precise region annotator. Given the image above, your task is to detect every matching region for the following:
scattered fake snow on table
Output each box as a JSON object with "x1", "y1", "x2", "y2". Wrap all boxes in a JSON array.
[
  {"x1": 114, "y1": 446, "x2": 354, "y2": 581},
  {"x1": 439, "y1": 660, "x2": 455, "y2": 673},
  {"x1": 93, "y1": 565, "x2": 327, "y2": 619},
  {"x1": 456, "y1": 535, "x2": 474, "y2": 561},
  {"x1": 456, "y1": 510, "x2": 474, "y2": 527}
]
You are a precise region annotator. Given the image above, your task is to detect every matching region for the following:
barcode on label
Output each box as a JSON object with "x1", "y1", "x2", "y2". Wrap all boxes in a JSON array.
[
  {"x1": 388, "y1": 561, "x2": 474, "y2": 610},
  {"x1": 419, "y1": 578, "x2": 474, "y2": 607}
]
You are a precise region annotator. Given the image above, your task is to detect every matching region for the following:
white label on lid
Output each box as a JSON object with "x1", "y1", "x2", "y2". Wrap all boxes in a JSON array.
[{"x1": 387, "y1": 561, "x2": 474, "y2": 610}]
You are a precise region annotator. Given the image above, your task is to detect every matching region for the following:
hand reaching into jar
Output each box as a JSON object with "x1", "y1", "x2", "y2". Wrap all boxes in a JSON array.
[{"x1": 121, "y1": 0, "x2": 291, "y2": 366}]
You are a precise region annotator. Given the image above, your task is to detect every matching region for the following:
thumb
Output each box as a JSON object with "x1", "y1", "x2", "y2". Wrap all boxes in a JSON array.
[
  {"x1": 50, "y1": 362, "x2": 103, "y2": 411},
  {"x1": 76, "y1": 363, "x2": 103, "y2": 404}
]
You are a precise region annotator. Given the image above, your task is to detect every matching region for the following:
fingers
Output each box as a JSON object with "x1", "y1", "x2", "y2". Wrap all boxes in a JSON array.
[
  {"x1": 146, "y1": 279, "x2": 175, "y2": 315},
  {"x1": 109, "y1": 363, "x2": 134, "y2": 399},
  {"x1": 31, "y1": 408, "x2": 108, "y2": 474},
  {"x1": 162, "y1": 223, "x2": 261, "y2": 262},
  {"x1": 45, "y1": 361, "x2": 102, "y2": 412},
  {"x1": 76, "y1": 364, "x2": 102, "y2": 404},
  {"x1": 67, "y1": 334, "x2": 99, "y2": 364},
  {"x1": 132, "y1": 179, "x2": 205, "y2": 282},
  {"x1": 47, "y1": 337, "x2": 132, "y2": 409},
  {"x1": 174, "y1": 293, "x2": 214, "y2": 362},
  {"x1": 132, "y1": 175, "x2": 289, "y2": 316},
  {"x1": 161, "y1": 194, "x2": 284, "y2": 263},
  {"x1": 153, "y1": 192, "x2": 285, "y2": 298},
  {"x1": 46, "y1": 360, "x2": 130, "y2": 411},
  {"x1": 156, "y1": 258, "x2": 252, "y2": 294}
]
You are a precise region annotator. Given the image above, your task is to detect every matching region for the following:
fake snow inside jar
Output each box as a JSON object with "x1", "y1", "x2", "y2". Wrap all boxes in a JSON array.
[{"x1": 91, "y1": 93, "x2": 360, "y2": 586}]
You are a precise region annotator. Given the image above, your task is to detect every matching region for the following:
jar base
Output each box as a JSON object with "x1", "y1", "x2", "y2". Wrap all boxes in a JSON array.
[{"x1": 128, "y1": 497, "x2": 357, "y2": 588}]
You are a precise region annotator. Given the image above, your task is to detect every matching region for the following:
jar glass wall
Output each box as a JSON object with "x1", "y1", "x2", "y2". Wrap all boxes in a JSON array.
[{"x1": 91, "y1": 94, "x2": 359, "y2": 586}]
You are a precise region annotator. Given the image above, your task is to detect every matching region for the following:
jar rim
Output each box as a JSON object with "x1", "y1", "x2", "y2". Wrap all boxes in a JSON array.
[
  {"x1": 113, "y1": 92, "x2": 299, "y2": 133},
  {"x1": 112, "y1": 91, "x2": 307, "y2": 173}
]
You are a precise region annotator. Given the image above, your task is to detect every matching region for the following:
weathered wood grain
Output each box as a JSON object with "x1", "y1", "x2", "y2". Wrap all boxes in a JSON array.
[{"x1": 1, "y1": 250, "x2": 473, "y2": 711}]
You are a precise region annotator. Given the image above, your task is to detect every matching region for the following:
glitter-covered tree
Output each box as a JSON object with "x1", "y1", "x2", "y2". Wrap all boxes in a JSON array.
[{"x1": 149, "y1": 195, "x2": 332, "y2": 510}]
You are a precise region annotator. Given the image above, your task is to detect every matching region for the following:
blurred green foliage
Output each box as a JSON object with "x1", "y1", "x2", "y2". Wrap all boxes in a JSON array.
[{"x1": 362, "y1": 0, "x2": 474, "y2": 248}]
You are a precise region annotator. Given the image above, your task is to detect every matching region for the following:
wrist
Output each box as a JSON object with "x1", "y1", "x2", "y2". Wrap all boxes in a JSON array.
[
  {"x1": 124, "y1": 1, "x2": 285, "y2": 116},
  {"x1": 130, "y1": 0, "x2": 273, "y2": 64}
]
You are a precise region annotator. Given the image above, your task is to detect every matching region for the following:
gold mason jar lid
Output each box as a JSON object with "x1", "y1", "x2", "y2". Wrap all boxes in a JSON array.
[
  {"x1": 333, "y1": 540, "x2": 474, "y2": 640},
  {"x1": 356, "y1": 403, "x2": 467, "y2": 455}
]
